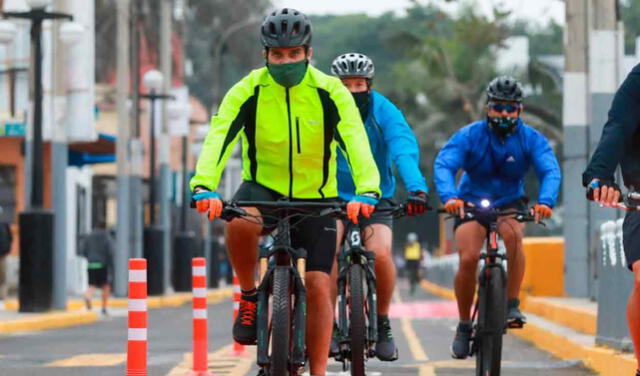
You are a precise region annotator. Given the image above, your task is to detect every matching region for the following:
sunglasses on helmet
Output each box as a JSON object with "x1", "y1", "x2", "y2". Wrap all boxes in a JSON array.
[{"x1": 489, "y1": 103, "x2": 520, "y2": 113}]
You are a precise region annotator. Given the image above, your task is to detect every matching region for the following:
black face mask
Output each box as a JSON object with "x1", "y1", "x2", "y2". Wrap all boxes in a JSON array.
[
  {"x1": 487, "y1": 116, "x2": 518, "y2": 138},
  {"x1": 352, "y1": 92, "x2": 370, "y2": 121}
]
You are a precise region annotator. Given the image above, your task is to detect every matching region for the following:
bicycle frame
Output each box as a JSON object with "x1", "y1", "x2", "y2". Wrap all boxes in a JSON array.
[
  {"x1": 471, "y1": 217, "x2": 508, "y2": 351},
  {"x1": 336, "y1": 221, "x2": 378, "y2": 362}
]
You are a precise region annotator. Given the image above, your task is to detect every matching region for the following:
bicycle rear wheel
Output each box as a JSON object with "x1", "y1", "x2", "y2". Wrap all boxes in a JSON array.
[
  {"x1": 270, "y1": 267, "x2": 292, "y2": 376},
  {"x1": 349, "y1": 264, "x2": 366, "y2": 376},
  {"x1": 475, "y1": 266, "x2": 506, "y2": 376}
]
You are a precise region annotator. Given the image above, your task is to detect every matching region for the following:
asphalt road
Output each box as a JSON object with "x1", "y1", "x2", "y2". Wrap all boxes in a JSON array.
[{"x1": 0, "y1": 280, "x2": 595, "y2": 375}]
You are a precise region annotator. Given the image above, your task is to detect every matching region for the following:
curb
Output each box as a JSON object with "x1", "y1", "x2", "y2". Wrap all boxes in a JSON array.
[
  {"x1": 3, "y1": 288, "x2": 233, "y2": 311},
  {"x1": 419, "y1": 279, "x2": 636, "y2": 375},
  {"x1": 0, "y1": 310, "x2": 98, "y2": 334},
  {"x1": 0, "y1": 288, "x2": 233, "y2": 335},
  {"x1": 521, "y1": 296, "x2": 596, "y2": 336}
]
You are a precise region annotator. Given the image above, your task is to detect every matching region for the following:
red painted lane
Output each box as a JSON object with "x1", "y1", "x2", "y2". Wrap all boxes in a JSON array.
[{"x1": 388, "y1": 300, "x2": 458, "y2": 319}]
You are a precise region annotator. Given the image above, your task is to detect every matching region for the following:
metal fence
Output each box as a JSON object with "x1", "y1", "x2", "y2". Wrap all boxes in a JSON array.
[{"x1": 596, "y1": 219, "x2": 634, "y2": 351}]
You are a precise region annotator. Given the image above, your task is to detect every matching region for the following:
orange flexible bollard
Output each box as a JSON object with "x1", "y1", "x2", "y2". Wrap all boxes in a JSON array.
[
  {"x1": 127, "y1": 258, "x2": 148, "y2": 376},
  {"x1": 189, "y1": 257, "x2": 213, "y2": 376},
  {"x1": 230, "y1": 273, "x2": 246, "y2": 356}
]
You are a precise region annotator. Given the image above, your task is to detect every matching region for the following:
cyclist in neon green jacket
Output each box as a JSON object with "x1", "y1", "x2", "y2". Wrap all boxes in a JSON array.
[{"x1": 190, "y1": 9, "x2": 380, "y2": 375}]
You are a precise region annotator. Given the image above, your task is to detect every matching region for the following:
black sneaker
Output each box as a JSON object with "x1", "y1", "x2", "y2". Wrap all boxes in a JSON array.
[
  {"x1": 233, "y1": 294, "x2": 258, "y2": 345},
  {"x1": 507, "y1": 298, "x2": 526, "y2": 327},
  {"x1": 375, "y1": 316, "x2": 398, "y2": 361},
  {"x1": 451, "y1": 322, "x2": 472, "y2": 359},
  {"x1": 329, "y1": 322, "x2": 340, "y2": 357},
  {"x1": 636, "y1": 369, "x2": 640, "y2": 376}
]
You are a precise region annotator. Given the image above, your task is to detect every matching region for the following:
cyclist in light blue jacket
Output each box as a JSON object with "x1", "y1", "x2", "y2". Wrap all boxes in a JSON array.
[{"x1": 330, "y1": 53, "x2": 429, "y2": 361}]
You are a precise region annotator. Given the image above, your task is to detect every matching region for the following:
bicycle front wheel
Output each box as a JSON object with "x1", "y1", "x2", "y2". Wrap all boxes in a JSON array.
[
  {"x1": 349, "y1": 264, "x2": 366, "y2": 376},
  {"x1": 476, "y1": 266, "x2": 506, "y2": 376},
  {"x1": 270, "y1": 267, "x2": 292, "y2": 376}
]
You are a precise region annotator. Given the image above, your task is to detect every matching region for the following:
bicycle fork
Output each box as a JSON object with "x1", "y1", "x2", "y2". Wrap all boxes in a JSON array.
[{"x1": 256, "y1": 248, "x2": 308, "y2": 371}]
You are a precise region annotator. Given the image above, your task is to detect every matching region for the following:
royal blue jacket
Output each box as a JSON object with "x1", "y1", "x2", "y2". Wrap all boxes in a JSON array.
[
  {"x1": 434, "y1": 119, "x2": 561, "y2": 208},
  {"x1": 336, "y1": 90, "x2": 428, "y2": 200}
]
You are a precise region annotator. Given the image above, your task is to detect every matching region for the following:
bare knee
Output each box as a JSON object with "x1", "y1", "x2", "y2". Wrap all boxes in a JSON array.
[
  {"x1": 458, "y1": 251, "x2": 479, "y2": 271},
  {"x1": 498, "y1": 219, "x2": 523, "y2": 246},
  {"x1": 633, "y1": 262, "x2": 640, "y2": 291},
  {"x1": 306, "y1": 272, "x2": 331, "y2": 301}
]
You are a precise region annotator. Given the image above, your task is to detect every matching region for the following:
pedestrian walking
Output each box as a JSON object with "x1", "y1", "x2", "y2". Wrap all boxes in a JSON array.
[
  {"x1": 79, "y1": 221, "x2": 114, "y2": 315},
  {"x1": 0, "y1": 206, "x2": 13, "y2": 300}
]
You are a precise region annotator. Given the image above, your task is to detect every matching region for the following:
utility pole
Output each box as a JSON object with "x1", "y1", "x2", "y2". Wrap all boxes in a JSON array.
[
  {"x1": 130, "y1": 1, "x2": 143, "y2": 260},
  {"x1": 587, "y1": 0, "x2": 621, "y2": 298},
  {"x1": 51, "y1": 0, "x2": 68, "y2": 311},
  {"x1": 114, "y1": 0, "x2": 131, "y2": 297},
  {"x1": 563, "y1": 0, "x2": 590, "y2": 297},
  {"x1": 159, "y1": 0, "x2": 172, "y2": 292}
]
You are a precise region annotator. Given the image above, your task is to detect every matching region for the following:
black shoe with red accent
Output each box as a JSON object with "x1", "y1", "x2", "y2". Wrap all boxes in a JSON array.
[{"x1": 233, "y1": 293, "x2": 258, "y2": 345}]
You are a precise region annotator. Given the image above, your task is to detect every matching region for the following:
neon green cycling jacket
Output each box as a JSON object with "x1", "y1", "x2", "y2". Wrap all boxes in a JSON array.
[{"x1": 190, "y1": 65, "x2": 381, "y2": 199}]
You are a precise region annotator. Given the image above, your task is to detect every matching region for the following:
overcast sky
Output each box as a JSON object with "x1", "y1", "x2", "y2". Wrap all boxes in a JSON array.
[{"x1": 275, "y1": 0, "x2": 565, "y2": 26}]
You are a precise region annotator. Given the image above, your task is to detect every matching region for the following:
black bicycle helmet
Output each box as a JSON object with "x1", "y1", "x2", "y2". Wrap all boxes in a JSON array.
[
  {"x1": 331, "y1": 53, "x2": 375, "y2": 79},
  {"x1": 260, "y1": 8, "x2": 312, "y2": 48},
  {"x1": 486, "y1": 76, "x2": 524, "y2": 103}
]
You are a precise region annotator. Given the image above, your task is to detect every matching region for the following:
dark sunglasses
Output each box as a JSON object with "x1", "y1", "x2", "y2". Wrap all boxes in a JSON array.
[{"x1": 489, "y1": 103, "x2": 520, "y2": 113}]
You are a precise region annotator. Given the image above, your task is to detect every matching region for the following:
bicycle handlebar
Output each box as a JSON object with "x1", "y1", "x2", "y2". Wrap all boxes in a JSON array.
[
  {"x1": 220, "y1": 200, "x2": 409, "y2": 221},
  {"x1": 436, "y1": 207, "x2": 541, "y2": 225}
]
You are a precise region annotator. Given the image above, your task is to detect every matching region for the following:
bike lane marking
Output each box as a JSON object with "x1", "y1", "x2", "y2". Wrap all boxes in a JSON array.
[
  {"x1": 165, "y1": 344, "x2": 255, "y2": 376},
  {"x1": 392, "y1": 290, "x2": 429, "y2": 363},
  {"x1": 46, "y1": 353, "x2": 127, "y2": 367}
]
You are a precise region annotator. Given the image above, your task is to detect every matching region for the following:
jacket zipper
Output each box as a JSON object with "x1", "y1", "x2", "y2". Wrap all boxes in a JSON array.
[
  {"x1": 286, "y1": 89, "x2": 294, "y2": 197},
  {"x1": 296, "y1": 117, "x2": 301, "y2": 154}
]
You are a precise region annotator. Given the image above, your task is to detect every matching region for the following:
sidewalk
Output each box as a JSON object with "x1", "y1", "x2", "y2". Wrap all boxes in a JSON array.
[
  {"x1": 420, "y1": 280, "x2": 637, "y2": 376},
  {"x1": 0, "y1": 288, "x2": 232, "y2": 335}
]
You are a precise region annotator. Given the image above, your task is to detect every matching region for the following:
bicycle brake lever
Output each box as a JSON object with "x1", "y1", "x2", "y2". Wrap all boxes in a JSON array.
[
  {"x1": 319, "y1": 207, "x2": 342, "y2": 217},
  {"x1": 220, "y1": 206, "x2": 248, "y2": 221}
]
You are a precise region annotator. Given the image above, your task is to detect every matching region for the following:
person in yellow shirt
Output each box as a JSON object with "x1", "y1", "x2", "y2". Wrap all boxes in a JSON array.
[
  {"x1": 190, "y1": 9, "x2": 380, "y2": 375},
  {"x1": 404, "y1": 232, "x2": 422, "y2": 295}
]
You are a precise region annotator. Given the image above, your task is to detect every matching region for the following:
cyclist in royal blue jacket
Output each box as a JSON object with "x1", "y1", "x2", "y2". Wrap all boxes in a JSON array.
[
  {"x1": 330, "y1": 53, "x2": 429, "y2": 361},
  {"x1": 434, "y1": 76, "x2": 561, "y2": 359}
]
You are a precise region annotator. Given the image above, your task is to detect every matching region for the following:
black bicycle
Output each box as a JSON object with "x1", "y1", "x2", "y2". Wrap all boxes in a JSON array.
[
  {"x1": 440, "y1": 203, "x2": 540, "y2": 376},
  {"x1": 220, "y1": 200, "x2": 344, "y2": 376},
  {"x1": 326, "y1": 205, "x2": 407, "y2": 376}
]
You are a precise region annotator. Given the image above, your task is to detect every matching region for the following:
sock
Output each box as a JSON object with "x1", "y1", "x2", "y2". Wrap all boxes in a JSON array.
[
  {"x1": 241, "y1": 287, "x2": 257, "y2": 296},
  {"x1": 459, "y1": 320, "x2": 472, "y2": 329},
  {"x1": 507, "y1": 298, "x2": 520, "y2": 309}
]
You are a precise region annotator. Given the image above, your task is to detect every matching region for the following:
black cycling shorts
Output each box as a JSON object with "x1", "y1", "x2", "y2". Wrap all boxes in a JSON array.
[
  {"x1": 623, "y1": 211, "x2": 640, "y2": 271},
  {"x1": 454, "y1": 198, "x2": 528, "y2": 230},
  {"x1": 232, "y1": 181, "x2": 337, "y2": 274}
]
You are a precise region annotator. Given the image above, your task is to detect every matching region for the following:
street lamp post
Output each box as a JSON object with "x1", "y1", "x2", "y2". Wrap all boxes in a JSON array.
[
  {"x1": 141, "y1": 69, "x2": 174, "y2": 296},
  {"x1": 1, "y1": 0, "x2": 82, "y2": 312}
]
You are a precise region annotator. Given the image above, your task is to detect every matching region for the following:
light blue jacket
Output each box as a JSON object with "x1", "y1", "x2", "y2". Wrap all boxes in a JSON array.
[
  {"x1": 336, "y1": 90, "x2": 428, "y2": 200},
  {"x1": 434, "y1": 119, "x2": 561, "y2": 208}
]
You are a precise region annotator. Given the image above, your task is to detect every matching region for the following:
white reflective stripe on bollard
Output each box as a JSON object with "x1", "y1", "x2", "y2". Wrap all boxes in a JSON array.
[
  {"x1": 193, "y1": 309, "x2": 207, "y2": 319},
  {"x1": 192, "y1": 288, "x2": 207, "y2": 298},
  {"x1": 128, "y1": 299, "x2": 147, "y2": 311},
  {"x1": 233, "y1": 302, "x2": 239, "y2": 310},
  {"x1": 129, "y1": 270, "x2": 147, "y2": 283},
  {"x1": 128, "y1": 328, "x2": 148, "y2": 341},
  {"x1": 192, "y1": 266, "x2": 206, "y2": 276}
]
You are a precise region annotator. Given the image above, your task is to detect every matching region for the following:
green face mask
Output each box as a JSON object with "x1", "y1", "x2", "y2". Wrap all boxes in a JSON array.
[{"x1": 267, "y1": 60, "x2": 308, "y2": 88}]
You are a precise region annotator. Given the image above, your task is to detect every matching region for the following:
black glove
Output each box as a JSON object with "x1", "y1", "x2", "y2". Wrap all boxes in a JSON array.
[
  {"x1": 586, "y1": 179, "x2": 621, "y2": 202},
  {"x1": 407, "y1": 191, "x2": 429, "y2": 216}
]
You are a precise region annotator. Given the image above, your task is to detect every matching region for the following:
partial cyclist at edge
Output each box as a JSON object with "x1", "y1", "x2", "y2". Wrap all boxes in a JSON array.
[
  {"x1": 433, "y1": 76, "x2": 561, "y2": 359},
  {"x1": 582, "y1": 63, "x2": 640, "y2": 376},
  {"x1": 190, "y1": 9, "x2": 381, "y2": 376},
  {"x1": 329, "y1": 52, "x2": 430, "y2": 361}
]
